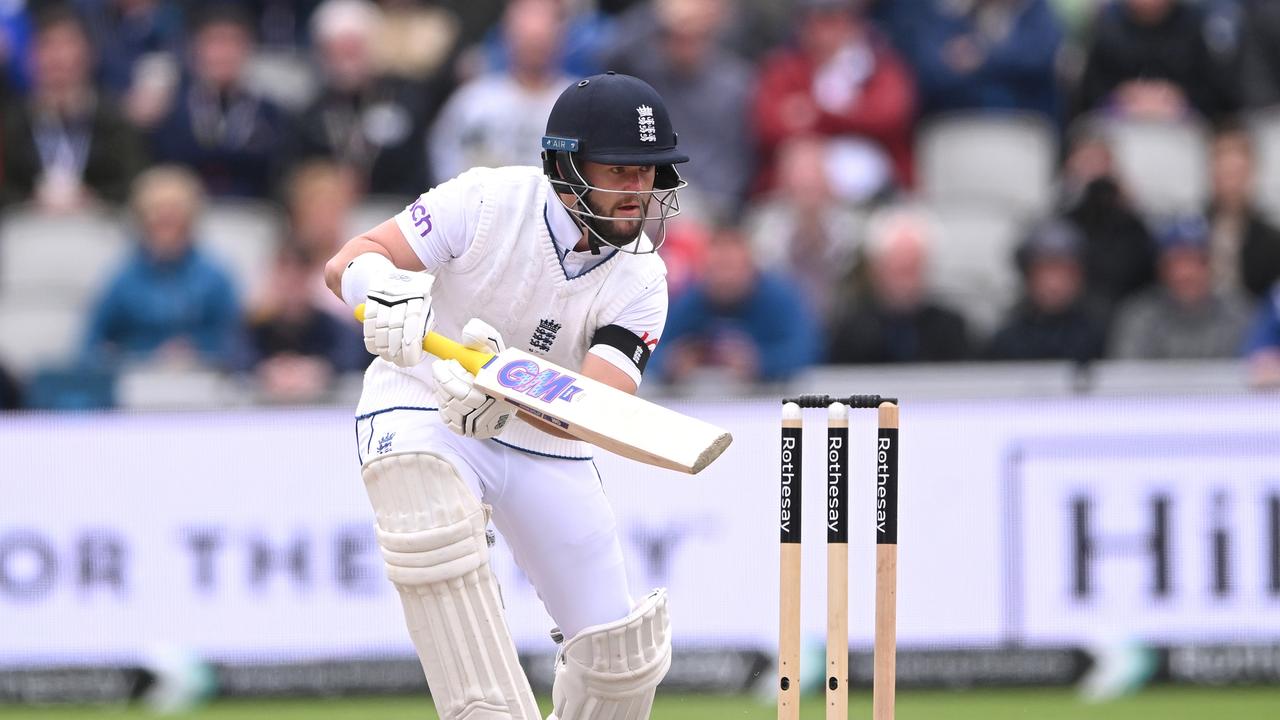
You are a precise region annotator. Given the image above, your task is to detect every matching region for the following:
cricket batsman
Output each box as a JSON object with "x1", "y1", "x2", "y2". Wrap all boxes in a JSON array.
[{"x1": 323, "y1": 72, "x2": 689, "y2": 719}]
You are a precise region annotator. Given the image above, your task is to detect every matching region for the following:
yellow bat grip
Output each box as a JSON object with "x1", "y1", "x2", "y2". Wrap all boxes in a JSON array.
[{"x1": 353, "y1": 303, "x2": 493, "y2": 376}]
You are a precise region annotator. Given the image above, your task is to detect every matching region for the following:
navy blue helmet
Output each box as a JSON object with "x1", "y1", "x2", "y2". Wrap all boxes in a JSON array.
[{"x1": 542, "y1": 72, "x2": 689, "y2": 253}]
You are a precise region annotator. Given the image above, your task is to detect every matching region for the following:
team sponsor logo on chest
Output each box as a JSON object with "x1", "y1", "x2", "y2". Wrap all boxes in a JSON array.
[
  {"x1": 495, "y1": 360, "x2": 584, "y2": 403},
  {"x1": 529, "y1": 318, "x2": 561, "y2": 354}
]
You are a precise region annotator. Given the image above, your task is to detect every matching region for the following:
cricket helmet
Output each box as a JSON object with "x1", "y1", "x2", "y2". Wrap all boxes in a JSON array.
[{"x1": 541, "y1": 72, "x2": 689, "y2": 253}]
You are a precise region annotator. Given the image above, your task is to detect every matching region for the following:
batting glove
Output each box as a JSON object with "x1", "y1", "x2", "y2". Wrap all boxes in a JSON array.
[
  {"x1": 363, "y1": 268, "x2": 435, "y2": 368},
  {"x1": 431, "y1": 318, "x2": 516, "y2": 439}
]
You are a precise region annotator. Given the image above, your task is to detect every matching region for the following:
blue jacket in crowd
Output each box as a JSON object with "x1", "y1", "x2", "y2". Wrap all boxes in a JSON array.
[
  {"x1": 654, "y1": 271, "x2": 821, "y2": 383},
  {"x1": 906, "y1": 0, "x2": 1063, "y2": 122},
  {"x1": 1244, "y1": 284, "x2": 1280, "y2": 355},
  {"x1": 85, "y1": 245, "x2": 240, "y2": 366}
]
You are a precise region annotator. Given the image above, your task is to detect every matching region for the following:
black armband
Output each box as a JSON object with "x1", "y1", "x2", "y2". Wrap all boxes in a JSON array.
[{"x1": 591, "y1": 324, "x2": 653, "y2": 373}]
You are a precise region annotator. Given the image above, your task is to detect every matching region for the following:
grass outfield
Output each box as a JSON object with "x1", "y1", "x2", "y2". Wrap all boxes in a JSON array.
[{"x1": 4, "y1": 687, "x2": 1280, "y2": 719}]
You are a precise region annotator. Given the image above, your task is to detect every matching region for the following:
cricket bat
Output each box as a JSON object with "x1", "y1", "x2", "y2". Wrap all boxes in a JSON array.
[{"x1": 355, "y1": 305, "x2": 733, "y2": 474}]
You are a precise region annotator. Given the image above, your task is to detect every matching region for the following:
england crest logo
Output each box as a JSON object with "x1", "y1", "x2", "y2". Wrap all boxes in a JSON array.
[{"x1": 637, "y1": 105, "x2": 656, "y2": 143}]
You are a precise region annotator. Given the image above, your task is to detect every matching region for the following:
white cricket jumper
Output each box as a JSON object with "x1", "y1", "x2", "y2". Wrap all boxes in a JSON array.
[
  {"x1": 353, "y1": 165, "x2": 669, "y2": 639},
  {"x1": 358, "y1": 165, "x2": 667, "y2": 459}
]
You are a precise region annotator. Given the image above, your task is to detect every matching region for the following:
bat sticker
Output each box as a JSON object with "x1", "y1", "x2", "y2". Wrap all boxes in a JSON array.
[{"x1": 495, "y1": 360, "x2": 584, "y2": 403}]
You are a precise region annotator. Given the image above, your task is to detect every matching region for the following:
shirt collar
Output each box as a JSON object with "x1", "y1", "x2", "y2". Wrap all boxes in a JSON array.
[{"x1": 545, "y1": 183, "x2": 586, "y2": 257}]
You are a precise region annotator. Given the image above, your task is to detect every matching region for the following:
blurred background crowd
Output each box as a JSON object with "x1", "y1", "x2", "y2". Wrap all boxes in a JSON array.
[{"x1": 2, "y1": 0, "x2": 1280, "y2": 411}]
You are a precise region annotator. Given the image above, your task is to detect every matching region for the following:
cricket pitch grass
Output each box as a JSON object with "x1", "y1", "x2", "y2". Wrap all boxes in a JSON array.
[{"x1": 4, "y1": 687, "x2": 1279, "y2": 719}]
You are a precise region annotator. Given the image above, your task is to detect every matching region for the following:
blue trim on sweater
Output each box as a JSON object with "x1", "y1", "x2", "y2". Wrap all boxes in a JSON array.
[
  {"x1": 542, "y1": 198, "x2": 617, "y2": 281},
  {"x1": 354, "y1": 405, "x2": 438, "y2": 421}
]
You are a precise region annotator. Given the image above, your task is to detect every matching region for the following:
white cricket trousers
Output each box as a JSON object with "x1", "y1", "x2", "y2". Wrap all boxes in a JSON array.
[{"x1": 355, "y1": 407, "x2": 633, "y2": 639}]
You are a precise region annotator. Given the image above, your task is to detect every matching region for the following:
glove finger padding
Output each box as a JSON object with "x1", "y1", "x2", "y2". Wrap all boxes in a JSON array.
[
  {"x1": 432, "y1": 359, "x2": 515, "y2": 440},
  {"x1": 399, "y1": 298, "x2": 430, "y2": 366},
  {"x1": 384, "y1": 302, "x2": 407, "y2": 361},
  {"x1": 460, "y1": 317, "x2": 506, "y2": 354},
  {"x1": 362, "y1": 301, "x2": 381, "y2": 356},
  {"x1": 363, "y1": 270, "x2": 435, "y2": 367}
]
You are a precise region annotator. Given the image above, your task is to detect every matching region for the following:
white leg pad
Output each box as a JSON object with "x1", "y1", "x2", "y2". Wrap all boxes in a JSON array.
[
  {"x1": 363, "y1": 452, "x2": 540, "y2": 720},
  {"x1": 547, "y1": 588, "x2": 672, "y2": 720}
]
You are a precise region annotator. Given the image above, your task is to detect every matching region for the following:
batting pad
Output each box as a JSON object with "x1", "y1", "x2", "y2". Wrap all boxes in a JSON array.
[
  {"x1": 547, "y1": 588, "x2": 672, "y2": 720},
  {"x1": 363, "y1": 452, "x2": 539, "y2": 720}
]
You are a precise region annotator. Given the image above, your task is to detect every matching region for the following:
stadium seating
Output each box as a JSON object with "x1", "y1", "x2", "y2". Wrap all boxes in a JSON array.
[
  {"x1": 346, "y1": 196, "x2": 410, "y2": 239},
  {"x1": 1246, "y1": 107, "x2": 1280, "y2": 224},
  {"x1": 198, "y1": 199, "x2": 283, "y2": 303},
  {"x1": 0, "y1": 299, "x2": 87, "y2": 375},
  {"x1": 0, "y1": 208, "x2": 130, "y2": 375},
  {"x1": 926, "y1": 202, "x2": 1025, "y2": 337},
  {"x1": 0, "y1": 207, "x2": 130, "y2": 305},
  {"x1": 916, "y1": 111, "x2": 1058, "y2": 219},
  {"x1": 116, "y1": 365, "x2": 252, "y2": 409},
  {"x1": 243, "y1": 49, "x2": 319, "y2": 112},
  {"x1": 1097, "y1": 116, "x2": 1211, "y2": 217}
]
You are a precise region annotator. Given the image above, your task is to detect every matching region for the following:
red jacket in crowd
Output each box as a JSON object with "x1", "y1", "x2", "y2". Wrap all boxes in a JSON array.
[{"x1": 753, "y1": 29, "x2": 916, "y2": 196}]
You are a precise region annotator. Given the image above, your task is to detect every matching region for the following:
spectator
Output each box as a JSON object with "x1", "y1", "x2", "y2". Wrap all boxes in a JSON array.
[
  {"x1": 827, "y1": 204, "x2": 970, "y2": 364},
  {"x1": 752, "y1": 0, "x2": 915, "y2": 200},
  {"x1": 285, "y1": 159, "x2": 360, "y2": 266},
  {"x1": 745, "y1": 135, "x2": 861, "y2": 323},
  {"x1": 0, "y1": 2, "x2": 31, "y2": 95},
  {"x1": 1058, "y1": 121, "x2": 1156, "y2": 310},
  {"x1": 1, "y1": 5, "x2": 147, "y2": 209},
  {"x1": 149, "y1": 4, "x2": 286, "y2": 198},
  {"x1": 1237, "y1": 0, "x2": 1280, "y2": 110},
  {"x1": 373, "y1": 0, "x2": 462, "y2": 87},
  {"x1": 238, "y1": 0, "x2": 326, "y2": 49},
  {"x1": 476, "y1": 0, "x2": 612, "y2": 79},
  {"x1": 868, "y1": 0, "x2": 911, "y2": 53},
  {"x1": 653, "y1": 224, "x2": 821, "y2": 384},
  {"x1": 278, "y1": 159, "x2": 362, "y2": 319},
  {"x1": 1109, "y1": 214, "x2": 1253, "y2": 359},
  {"x1": 1075, "y1": 0, "x2": 1235, "y2": 122},
  {"x1": 242, "y1": 245, "x2": 368, "y2": 403},
  {"x1": 72, "y1": 0, "x2": 184, "y2": 101},
  {"x1": 607, "y1": 0, "x2": 792, "y2": 67},
  {"x1": 83, "y1": 166, "x2": 240, "y2": 367},
  {"x1": 289, "y1": 0, "x2": 430, "y2": 196},
  {"x1": 428, "y1": 0, "x2": 573, "y2": 180},
  {"x1": 1206, "y1": 122, "x2": 1280, "y2": 300},
  {"x1": 0, "y1": 361, "x2": 20, "y2": 410},
  {"x1": 987, "y1": 219, "x2": 1110, "y2": 361},
  {"x1": 656, "y1": 218, "x2": 710, "y2": 299},
  {"x1": 906, "y1": 0, "x2": 1064, "y2": 122},
  {"x1": 607, "y1": 0, "x2": 755, "y2": 221},
  {"x1": 1244, "y1": 282, "x2": 1280, "y2": 388}
]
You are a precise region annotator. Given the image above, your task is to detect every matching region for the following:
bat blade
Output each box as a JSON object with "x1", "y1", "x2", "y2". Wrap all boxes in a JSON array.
[
  {"x1": 352, "y1": 305, "x2": 732, "y2": 473},
  {"x1": 476, "y1": 348, "x2": 732, "y2": 474}
]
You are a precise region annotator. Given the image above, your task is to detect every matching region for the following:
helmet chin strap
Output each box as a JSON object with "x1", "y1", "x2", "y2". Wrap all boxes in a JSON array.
[{"x1": 548, "y1": 152, "x2": 685, "y2": 255}]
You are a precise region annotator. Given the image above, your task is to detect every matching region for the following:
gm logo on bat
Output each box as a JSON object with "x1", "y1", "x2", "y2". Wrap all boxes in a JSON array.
[{"x1": 496, "y1": 360, "x2": 585, "y2": 403}]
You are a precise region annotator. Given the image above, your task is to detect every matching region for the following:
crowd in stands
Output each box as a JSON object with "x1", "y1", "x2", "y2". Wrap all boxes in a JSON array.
[{"x1": 3, "y1": 0, "x2": 1280, "y2": 411}]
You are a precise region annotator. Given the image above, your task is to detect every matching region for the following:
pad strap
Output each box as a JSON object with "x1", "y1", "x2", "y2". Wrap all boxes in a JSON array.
[
  {"x1": 548, "y1": 588, "x2": 672, "y2": 720},
  {"x1": 363, "y1": 453, "x2": 539, "y2": 720}
]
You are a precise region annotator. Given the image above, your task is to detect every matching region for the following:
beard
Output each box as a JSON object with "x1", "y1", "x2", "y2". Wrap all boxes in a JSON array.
[{"x1": 580, "y1": 193, "x2": 651, "y2": 248}]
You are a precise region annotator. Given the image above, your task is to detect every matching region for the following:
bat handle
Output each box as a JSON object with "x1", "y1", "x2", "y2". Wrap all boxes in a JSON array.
[{"x1": 353, "y1": 303, "x2": 494, "y2": 376}]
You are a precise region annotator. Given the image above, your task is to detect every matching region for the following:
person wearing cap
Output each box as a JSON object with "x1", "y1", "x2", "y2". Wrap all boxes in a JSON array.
[
  {"x1": 322, "y1": 72, "x2": 688, "y2": 719},
  {"x1": 986, "y1": 219, "x2": 1110, "y2": 362},
  {"x1": 1109, "y1": 214, "x2": 1254, "y2": 359}
]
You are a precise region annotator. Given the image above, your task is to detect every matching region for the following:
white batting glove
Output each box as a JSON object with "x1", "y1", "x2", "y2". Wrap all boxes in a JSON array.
[
  {"x1": 431, "y1": 318, "x2": 516, "y2": 439},
  {"x1": 363, "y1": 269, "x2": 436, "y2": 367}
]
